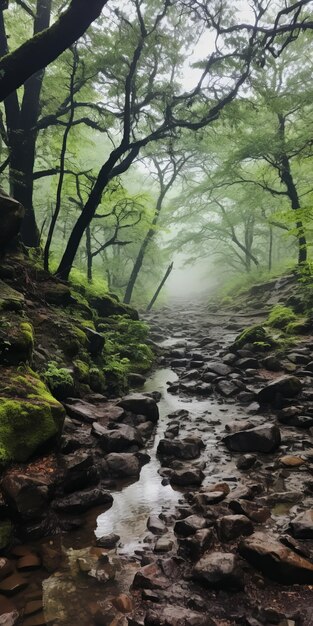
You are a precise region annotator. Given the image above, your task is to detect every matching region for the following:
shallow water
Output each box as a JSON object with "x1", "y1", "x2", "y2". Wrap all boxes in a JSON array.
[{"x1": 95, "y1": 367, "x2": 218, "y2": 551}]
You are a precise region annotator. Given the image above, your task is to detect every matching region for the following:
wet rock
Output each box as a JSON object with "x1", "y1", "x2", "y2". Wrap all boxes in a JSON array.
[
  {"x1": 167, "y1": 409, "x2": 189, "y2": 420},
  {"x1": 257, "y1": 376, "x2": 302, "y2": 404},
  {"x1": 280, "y1": 455, "x2": 305, "y2": 467},
  {"x1": 23, "y1": 600, "x2": 43, "y2": 617},
  {"x1": 239, "y1": 531, "x2": 313, "y2": 583},
  {"x1": 111, "y1": 593, "x2": 133, "y2": 613},
  {"x1": 63, "y1": 399, "x2": 116, "y2": 424},
  {"x1": 96, "y1": 533, "x2": 120, "y2": 549},
  {"x1": 0, "y1": 573, "x2": 28, "y2": 596},
  {"x1": 216, "y1": 514, "x2": 253, "y2": 541},
  {"x1": 170, "y1": 468, "x2": 204, "y2": 487},
  {"x1": 223, "y1": 423, "x2": 281, "y2": 453},
  {"x1": 132, "y1": 563, "x2": 170, "y2": 590},
  {"x1": 154, "y1": 538, "x2": 173, "y2": 553},
  {"x1": 0, "y1": 595, "x2": 19, "y2": 625},
  {"x1": 1, "y1": 474, "x2": 49, "y2": 520},
  {"x1": 216, "y1": 380, "x2": 239, "y2": 397},
  {"x1": 178, "y1": 528, "x2": 213, "y2": 561},
  {"x1": 236, "y1": 357, "x2": 259, "y2": 369},
  {"x1": 128, "y1": 373, "x2": 147, "y2": 387},
  {"x1": 290, "y1": 510, "x2": 313, "y2": 539},
  {"x1": 229, "y1": 499, "x2": 270, "y2": 523},
  {"x1": 262, "y1": 355, "x2": 282, "y2": 371},
  {"x1": 92, "y1": 423, "x2": 143, "y2": 452},
  {"x1": 144, "y1": 606, "x2": 211, "y2": 625},
  {"x1": 236, "y1": 454, "x2": 257, "y2": 470},
  {"x1": 147, "y1": 516, "x2": 167, "y2": 535},
  {"x1": 174, "y1": 515, "x2": 206, "y2": 537},
  {"x1": 52, "y1": 486, "x2": 113, "y2": 514},
  {"x1": 193, "y1": 552, "x2": 244, "y2": 590},
  {"x1": 157, "y1": 437, "x2": 203, "y2": 461},
  {"x1": 105, "y1": 452, "x2": 141, "y2": 478},
  {"x1": 16, "y1": 553, "x2": 41, "y2": 571},
  {"x1": 117, "y1": 394, "x2": 159, "y2": 422},
  {"x1": 204, "y1": 362, "x2": 232, "y2": 376}
]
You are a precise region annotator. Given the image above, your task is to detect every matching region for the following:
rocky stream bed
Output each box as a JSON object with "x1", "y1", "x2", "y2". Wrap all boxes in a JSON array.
[{"x1": 1, "y1": 298, "x2": 313, "y2": 625}]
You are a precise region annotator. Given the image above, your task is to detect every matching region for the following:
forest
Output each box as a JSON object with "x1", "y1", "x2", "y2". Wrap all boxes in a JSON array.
[{"x1": 1, "y1": 1, "x2": 313, "y2": 625}]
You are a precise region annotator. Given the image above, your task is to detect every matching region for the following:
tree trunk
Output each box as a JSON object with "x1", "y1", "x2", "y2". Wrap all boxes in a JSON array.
[
  {"x1": 0, "y1": 0, "x2": 107, "y2": 102},
  {"x1": 278, "y1": 114, "x2": 307, "y2": 264},
  {"x1": 1, "y1": 0, "x2": 52, "y2": 246},
  {"x1": 124, "y1": 196, "x2": 163, "y2": 304},
  {"x1": 268, "y1": 225, "x2": 273, "y2": 271},
  {"x1": 146, "y1": 262, "x2": 173, "y2": 311},
  {"x1": 86, "y1": 225, "x2": 92, "y2": 281}
]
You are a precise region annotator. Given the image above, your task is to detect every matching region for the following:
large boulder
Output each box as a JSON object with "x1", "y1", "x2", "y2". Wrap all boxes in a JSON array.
[
  {"x1": 258, "y1": 376, "x2": 302, "y2": 404},
  {"x1": 117, "y1": 394, "x2": 159, "y2": 422},
  {"x1": 89, "y1": 294, "x2": 138, "y2": 320},
  {"x1": 0, "y1": 320, "x2": 33, "y2": 365},
  {"x1": 0, "y1": 189, "x2": 24, "y2": 251},
  {"x1": 157, "y1": 437, "x2": 203, "y2": 460},
  {"x1": 1, "y1": 474, "x2": 49, "y2": 520},
  {"x1": 0, "y1": 368, "x2": 65, "y2": 465},
  {"x1": 91, "y1": 423, "x2": 143, "y2": 452},
  {"x1": 52, "y1": 486, "x2": 113, "y2": 514},
  {"x1": 239, "y1": 532, "x2": 313, "y2": 584},
  {"x1": 223, "y1": 423, "x2": 281, "y2": 453},
  {"x1": 192, "y1": 552, "x2": 244, "y2": 589},
  {"x1": 0, "y1": 281, "x2": 24, "y2": 312},
  {"x1": 105, "y1": 452, "x2": 142, "y2": 478}
]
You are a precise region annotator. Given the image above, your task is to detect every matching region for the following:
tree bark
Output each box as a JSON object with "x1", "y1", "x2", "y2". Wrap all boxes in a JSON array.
[
  {"x1": 86, "y1": 225, "x2": 93, "y2": 281},
  {"x1": 0, "y1": 0, "x2": 107, "y2": 102},
  {"x1": 146, "y1": 262, "x2": 173, "y2": 311},
  {"x1": 277, "y1": 113, "x2": 307, "y2": 264}
]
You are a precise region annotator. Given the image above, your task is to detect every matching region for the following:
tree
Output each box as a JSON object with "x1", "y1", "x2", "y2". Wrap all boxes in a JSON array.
[{"x1": 0, "y1": 0, "x2": 107, "y2": 102}]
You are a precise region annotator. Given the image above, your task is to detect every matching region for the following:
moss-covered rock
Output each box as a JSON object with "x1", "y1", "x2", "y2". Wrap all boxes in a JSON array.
[
  {"x1": 43, "y1": 361, "x2": 75, "y2": 400},
  {"x1": 90, "y1": 294, "x2": 139, "y2": 320},
  {"x1": 0, "y1": 319, "x2": 34, "y2": 365},
  {"x1": 0, "y1": 367, "x2": 65, "y2": 465},
  {"x1": 41, "y1": 281, "x2": 72, "y2": 306},
  {"x1": 231, "y1": 325, "x2": 274, "y2": 352},
  {"x1": 267, "y1": 305, "x2": 296, "y2": 330},
  {"x1": 0, "y1": 280, "x2": 24, "y2": 311},
  {"x1": 286, "y1": 318, "x2": 313, "y2": 335}
]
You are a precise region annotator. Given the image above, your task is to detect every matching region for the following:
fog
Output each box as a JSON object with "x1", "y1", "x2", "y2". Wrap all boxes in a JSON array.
[{"x1": 165, "y1": 254, "x2": 219, "y2": 301}]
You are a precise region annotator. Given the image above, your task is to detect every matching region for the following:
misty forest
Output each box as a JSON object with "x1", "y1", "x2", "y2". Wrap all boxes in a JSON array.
[{"x1": 2, "y1": 0, "x2": 313, "y2": 624}]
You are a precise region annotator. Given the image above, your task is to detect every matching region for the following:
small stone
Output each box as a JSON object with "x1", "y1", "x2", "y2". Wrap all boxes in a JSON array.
[
  {"x1": 111, "y1": 593, "x2": 133, "y2": 613},
  {"x1": 216, "y1": 515, "x2": 253, "y2": 542},
  {"x1": 132, "y1": 563, "x2": 170, "y2": 590},
  {"x1": 193, "y1": 552, "x2": 243, "y2": 590},
  {"x1": 236, "y1": 454, "x2": 257, "y2": 470},
  {"x1": 154, "y1": 538, "x2": 173, "y2": 553},
  {"x1": 174, "y1": 515, "x2": 206, "y2": 537},
  {"x1": 147, "y1": 516, "x2": 167, "y2": 535},
  {"x1": 290, "y1": 510, "x2": 313, "y2": 539},
  {"x1": 96, "y1": 533, "x2": 120, "y2": 549},
  {"x1": 280, "y1": 455, "x2": 305, "y2": 467}
]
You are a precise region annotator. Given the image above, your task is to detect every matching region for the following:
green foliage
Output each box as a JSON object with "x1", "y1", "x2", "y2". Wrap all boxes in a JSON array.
[
  {"x1": 232, "y1": 324, "x2": 274, "y2": 351},
  {"x1": 43, "y1": 361, "x2": 74, "y2": 392},
  {"x1": 267, "y1": 305, "x2": 296, "y2": 329}
]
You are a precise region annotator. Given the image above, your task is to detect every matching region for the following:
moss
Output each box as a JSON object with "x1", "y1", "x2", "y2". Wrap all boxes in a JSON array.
[
  {"x1": 73, "y1": 359, "x2": 90, "y2": 383},
  {"x1": 100, "y1": 315, "x2": 154, "y2": 377},
  {"x1": 232, "y1": 325, "x2": 274, "y2": 351},
  {"x1": 61, "y1": 325, "x2": 88, "y2": 357},
  {"x1": 80, "y1": 319, "x2": 96, "y2": 331},
  {"x1": 89, "y1": 366, "x2": 106, "y2": 393},
  {"x1": 0, "y1": 367, "x2": 65, "y2": 464},
  {"x1": 43, "y1": 361, "x2": 75, "y2": 400},
  {"x1": 286, "y1": 318, "x2": 312, "y2": 335},
  {"x1": 267, "y1": 305, "x2": 296, "y2": 329},
  {"x1": 0, "y1": 319, "x2": 34, "y2": 365}
]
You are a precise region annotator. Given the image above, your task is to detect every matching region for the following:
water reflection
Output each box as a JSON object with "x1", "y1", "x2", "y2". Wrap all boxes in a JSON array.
[{"x1": 96, "y1": 367, "x2": 214, "y2": 549}]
